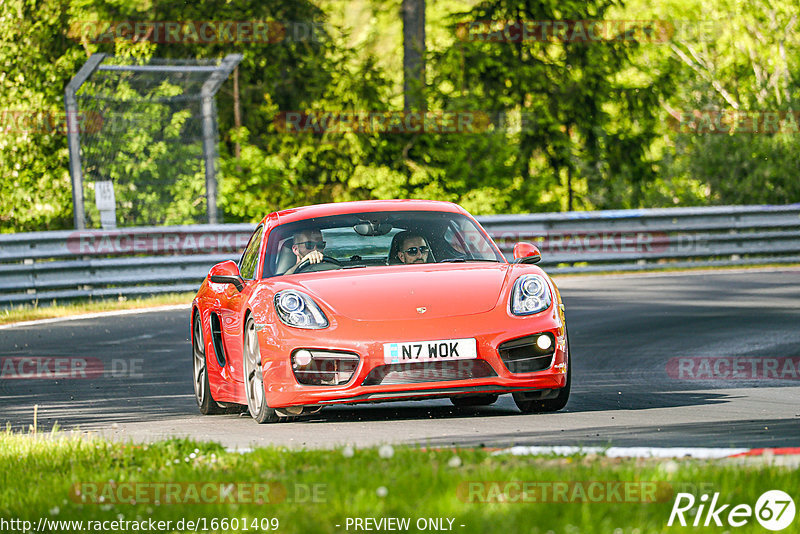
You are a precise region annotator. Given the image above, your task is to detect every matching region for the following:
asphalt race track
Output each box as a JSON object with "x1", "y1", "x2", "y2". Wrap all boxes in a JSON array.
[{"x1": 1, "y1": 268, "x2": 799, "y2": 450}]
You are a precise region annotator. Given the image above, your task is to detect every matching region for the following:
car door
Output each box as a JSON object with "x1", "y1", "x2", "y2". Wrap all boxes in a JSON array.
[{"x1": 214, "y1": 225, "x2": 264, "y2": 397}]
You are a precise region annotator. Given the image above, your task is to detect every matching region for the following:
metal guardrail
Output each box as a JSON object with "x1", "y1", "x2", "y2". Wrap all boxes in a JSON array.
[{"x1": 1, "y1": 204, "x2": 799, "y2": 305}]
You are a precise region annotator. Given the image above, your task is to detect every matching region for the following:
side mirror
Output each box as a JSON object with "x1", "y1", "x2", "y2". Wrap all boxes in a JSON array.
[
  {"x1": 513, "y1": 242, "x2": 542, "y2": 264},
  {"x1": 209, "y1": 260, "x2": 245, "y2": 291}
]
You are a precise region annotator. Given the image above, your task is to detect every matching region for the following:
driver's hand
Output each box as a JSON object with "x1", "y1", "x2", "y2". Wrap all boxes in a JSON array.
[{"x1": 303, "y1": 250, "x2": 323, "y2": 264}]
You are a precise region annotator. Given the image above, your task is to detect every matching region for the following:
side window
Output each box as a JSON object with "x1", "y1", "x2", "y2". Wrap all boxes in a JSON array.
[
  {"x1": 444, "y1": 225, "x2": 466, "y2": 254},
  {"x1": 444, "y1": 220, "x2": 496, "y2": 259},
  {"x1": 239, "y1": 226, "x2": 264, "y2": 280}
]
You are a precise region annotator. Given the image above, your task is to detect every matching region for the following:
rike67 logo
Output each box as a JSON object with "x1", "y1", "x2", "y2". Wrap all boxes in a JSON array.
[{"x1": 668, "y1": 490, "x2": 796, "y2": 531}]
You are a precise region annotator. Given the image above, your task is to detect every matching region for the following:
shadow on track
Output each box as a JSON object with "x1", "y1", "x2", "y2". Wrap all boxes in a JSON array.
[{"x1": 416, "y1": 417, "x2": 800, "y2": 449}]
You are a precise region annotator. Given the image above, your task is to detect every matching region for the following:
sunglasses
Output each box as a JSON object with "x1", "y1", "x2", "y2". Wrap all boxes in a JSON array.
[
  {"x1": 403, "y1": 246, "x2": 429, "y2": 256},
  {"x1": 297, "y1": 240, "x2": 326, "y2": 251}
]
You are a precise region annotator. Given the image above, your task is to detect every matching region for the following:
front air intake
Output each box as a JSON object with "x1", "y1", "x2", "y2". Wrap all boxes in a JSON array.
[
  {"x1": 291, "y1": 350, "x2": 360, "y2": 386},
  {"x1": 497, "y1": 333, "x2": 555, "y2": 374},
  {"x1": 362, "y1": 360, "x2": 496, "y2": 386},
  {"x1": 209, "y1": 313, "x2": 227, "y2": 367}
]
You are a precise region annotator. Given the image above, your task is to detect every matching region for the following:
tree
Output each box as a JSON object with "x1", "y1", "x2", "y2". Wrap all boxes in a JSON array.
[
  {"x1": 427, "y1": 0, "x2": 673, "y2": 212},
  {"x1": 402, "y1": 0, "x2": 426, "y2": 111},
  {"x1": 622, "y1": 0, "x2": 800, "y2": 206},
  {"x1": 0, "y1": 0, "x2": 87, "y2": 232}
]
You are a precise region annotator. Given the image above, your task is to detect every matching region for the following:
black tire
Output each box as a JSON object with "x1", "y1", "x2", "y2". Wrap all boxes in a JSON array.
[
  {"x1": 513, "y1": 334, "x2": 571, "y2": 413},
  {"x1": 450, "y1": 394, "x2": 499, "y2": 407},
  {"x1": 243, "y1": 316, "x2": 279, "y2": 424},
  {"x1": 192, "y1": 312, "x2": 226, "y2": 415}
]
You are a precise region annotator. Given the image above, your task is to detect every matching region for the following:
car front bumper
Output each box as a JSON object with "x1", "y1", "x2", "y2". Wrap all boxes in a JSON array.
[{"x1": 258, "y1": 304, "x2": 568, "y2": 408}]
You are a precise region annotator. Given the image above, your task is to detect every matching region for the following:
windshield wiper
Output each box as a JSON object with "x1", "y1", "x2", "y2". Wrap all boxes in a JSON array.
[
  {"x1": 440, "y1": 258, "x2": 501, "y2": 263},
  {"x1": 343, "y1": 264, "x2": 367, "y2": 269}
]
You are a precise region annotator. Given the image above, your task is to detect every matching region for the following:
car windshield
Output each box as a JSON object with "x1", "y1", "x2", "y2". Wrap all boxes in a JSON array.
[{"x1": 263, "y1": 210, "x2": 505, "y2": 277}]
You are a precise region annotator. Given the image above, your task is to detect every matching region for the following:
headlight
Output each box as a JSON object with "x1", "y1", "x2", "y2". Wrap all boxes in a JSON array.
[
  {"x1": 510, "y1": 274, "x2": 552, "y2": 316},
  {"x1": 274, "y1": 290, "x2": 329, "y2": 329}
]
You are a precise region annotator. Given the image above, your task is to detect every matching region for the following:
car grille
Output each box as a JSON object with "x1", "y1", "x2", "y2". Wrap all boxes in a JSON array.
[
  {"x1": 361, "y1": 359, "x2": 496, "y2": 386},
  {"x1": 497, "y1": 333, "x2": 555, "y2": 374}
]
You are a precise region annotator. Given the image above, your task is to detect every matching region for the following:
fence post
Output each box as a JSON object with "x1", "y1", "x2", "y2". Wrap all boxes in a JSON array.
[
  {"x1": 201, "y1": 54, "x2": 244, "y2": 225},
  {"x1": 65, "y1": 53, "x2": 107, "y2": 230}
]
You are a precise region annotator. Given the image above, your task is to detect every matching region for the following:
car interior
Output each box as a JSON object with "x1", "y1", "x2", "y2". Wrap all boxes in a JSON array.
[{"x1": 263, "y1": 211, "x2": 502, "y2": 277}]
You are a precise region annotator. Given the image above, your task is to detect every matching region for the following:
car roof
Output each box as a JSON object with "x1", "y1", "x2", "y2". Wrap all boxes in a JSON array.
[{"x1": 266, "y1": 199, "x2": 466, "y2": 227}]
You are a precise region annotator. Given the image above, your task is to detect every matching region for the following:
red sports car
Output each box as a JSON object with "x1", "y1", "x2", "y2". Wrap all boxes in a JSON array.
[{"x1": 191, "y1": 200, "x2": 570, "y2": 423}]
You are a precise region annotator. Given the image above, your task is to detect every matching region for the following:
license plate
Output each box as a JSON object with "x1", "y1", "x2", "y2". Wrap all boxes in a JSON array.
[{"x1": 383, "y1": 338, "x2": 477, "y2": 364}]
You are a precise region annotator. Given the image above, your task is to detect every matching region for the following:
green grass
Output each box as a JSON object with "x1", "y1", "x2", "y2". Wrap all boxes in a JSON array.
[
  {"x1": 0, "y1": 431, "x2": 795, "y2": 533},
  {"x1": 0, "y1": 293, "x2": 195, "y2": 325}
]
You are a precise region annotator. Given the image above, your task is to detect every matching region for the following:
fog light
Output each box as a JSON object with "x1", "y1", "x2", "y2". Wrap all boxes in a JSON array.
[
  {"x1": 291, "y1": 350, "x2": 360, "y2": 386},
  {"x1": 294, "y1": 349, "x2": 312, "y2": 367},
  {"x1": 536, "y1": 334, "x2": 552, "y2": 351}
]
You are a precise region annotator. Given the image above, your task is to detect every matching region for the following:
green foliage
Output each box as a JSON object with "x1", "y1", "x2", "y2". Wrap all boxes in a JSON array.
[
  {"x1": 683, "y1": 133, "x2": 800, "y2": 205},
  {"x1": 430, "y1": 0, "x2": 679, "y2": 211},
  {"x1": 621, "y1": 0, "x2": 800, "y2": 206},
  {"x1": 1, "y1": 0, "x2": 799, "y2": 233},
  {"x1": 0, "y1": 0, "x2": 86, "y2": 231}
]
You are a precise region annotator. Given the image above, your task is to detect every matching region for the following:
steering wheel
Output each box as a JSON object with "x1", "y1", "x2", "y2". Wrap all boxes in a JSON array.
[{"x1": 294, "y1": 255, "x2": 343, "y2": 273}]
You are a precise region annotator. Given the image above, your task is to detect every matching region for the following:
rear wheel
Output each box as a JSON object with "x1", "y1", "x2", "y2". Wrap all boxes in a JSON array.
[
  {"x1": 193, "y1": 313, "x2": 226, "y2": 414},
  {"x1": 243, "y1": 316, "x2": 279, "y2": 424},
  {"x1": 513, "y1": 334, "x2": 571, "y2": 413},
  {"x1": 450, "y1": 394, "x2": 499, "y2": 407}
]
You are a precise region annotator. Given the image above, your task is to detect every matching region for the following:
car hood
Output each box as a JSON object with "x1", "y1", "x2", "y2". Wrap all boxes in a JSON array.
[{"x1": 294, "y1": 263, "x2": 510, "y2": 321}]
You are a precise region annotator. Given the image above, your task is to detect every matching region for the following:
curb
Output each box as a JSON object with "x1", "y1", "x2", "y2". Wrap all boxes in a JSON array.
[{"x1": 492, "y1": 446, "x2": 800, "y2": 459}]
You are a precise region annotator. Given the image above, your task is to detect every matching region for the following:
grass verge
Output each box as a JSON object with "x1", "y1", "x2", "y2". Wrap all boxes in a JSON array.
[
  {"x1": 0, "y1": 293, "x2": 194, "y2": 325},
  {"x1": 0, "y1": 431, "x2": 796, "y2": 533}
]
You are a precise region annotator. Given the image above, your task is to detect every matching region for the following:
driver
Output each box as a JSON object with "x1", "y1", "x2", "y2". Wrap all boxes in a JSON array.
[
  {"x1": 284, "y1": 229, "x2": 325, "y2": 275},
  {"x1": 395, "y1": 232, "x2": 430, "y2": 264}
]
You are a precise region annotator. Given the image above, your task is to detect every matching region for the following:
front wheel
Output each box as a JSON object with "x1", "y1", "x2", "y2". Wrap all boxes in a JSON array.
[
  {"x1": 243, "y1": 316, "x2": 279, "y2": 423},
  {"x1": 513, "y1": 334, "x2": 571, "y2": 413}
]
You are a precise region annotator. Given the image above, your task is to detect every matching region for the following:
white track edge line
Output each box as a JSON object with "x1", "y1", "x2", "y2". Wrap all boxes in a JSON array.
[
  {"x1": 492, "y1": 446, "x2": 754, "y2": 459},
  {"x1": 0, "y1": 304, "x2": 192, "y2": 329}
]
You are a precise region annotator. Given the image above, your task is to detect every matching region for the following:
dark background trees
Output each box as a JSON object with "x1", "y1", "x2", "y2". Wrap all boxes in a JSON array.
[{"x1": 1, "y1": 0, "x2": 798, "y2": 232}]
